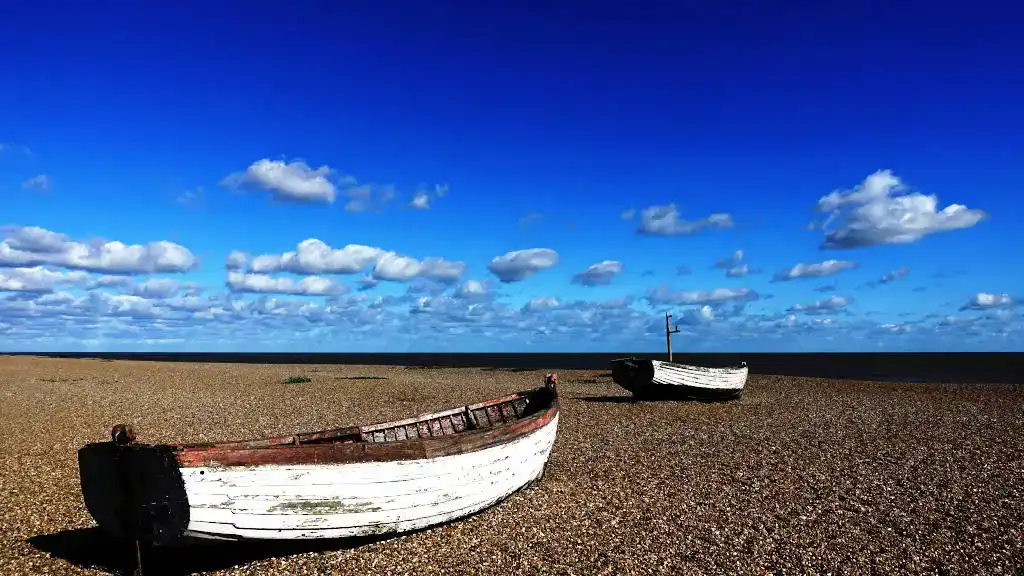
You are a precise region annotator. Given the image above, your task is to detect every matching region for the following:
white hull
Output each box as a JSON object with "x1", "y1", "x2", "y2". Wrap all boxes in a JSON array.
[
  {"x1": 650, "y1": 360, "x2": 748, "y2": 391},
  {"x1": 179, "y1": 413, "x2": 559, "y2": 540}
]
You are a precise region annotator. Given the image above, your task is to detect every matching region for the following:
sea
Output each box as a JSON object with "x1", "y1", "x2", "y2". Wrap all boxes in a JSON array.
[{"x1": 3, "y1": 352, "x2": 1021, "y2": 384}]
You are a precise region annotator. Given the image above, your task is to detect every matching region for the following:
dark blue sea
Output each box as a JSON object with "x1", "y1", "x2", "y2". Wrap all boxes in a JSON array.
[{"x1": 4, "y1": 352, "x2": 1021, "y2": 384}]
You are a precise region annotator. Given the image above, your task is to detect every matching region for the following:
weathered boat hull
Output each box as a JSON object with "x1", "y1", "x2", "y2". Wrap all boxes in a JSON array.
[
  {"x1": 610, "y1": 357, "x2": 747, "y2": 400},
  {"x1": 79, "y1": 381, "x2": 560, "y2": 544},
  {"x1": 181, "y1": 414, "x2": 558, "y2": 540}
]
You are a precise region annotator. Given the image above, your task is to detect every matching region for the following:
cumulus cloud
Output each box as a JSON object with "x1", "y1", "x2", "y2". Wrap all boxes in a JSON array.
[
  {"x1": 225, "y1": 250, "x2": 248, "y2": 270},
  {"x1": 522, "y1": 297, "x2": 562, "y2": 313},
  {"x1": 487, "y1": 248, "x2": 560, "y2": 283},
  {"x1": 960, "y1": 293, "x2": 1014, "y2": 311},
  {"x1": 725, "y1": 264, "x2": 761, "y2": 278},
  {"x1": 220, "y1": 159, "x2": 342, "y2": 203},
  {"x1": 787, "y1": 295, "x2": 851, "y2": 315},
  {"x1": 407, "y1": 184, "x2": 447, "y2": 210},
  {"x1": 0, "y1": 226, "x2": 197, "y2": 274},
  {"x1": 227, "y1": 271, "x2": 348, "y2": 296},
  {"x1": 130, "y1": 278, "x2": 186, "y2": 299},
  {"x1": 22, "y1": 174, "x2": 50, "y2": 192},
  {"x1": 240, "y1": 239, "x2": 464, "y2": 284},
  {"x1": 773, "y1": 260, "x2": 857, "y2": 282},
  {"x1": 815, "y1": 170, "x2": 988, "y2": 249},
  {"x1": 345, "y1": 184, "x2": 396, "y2": 213},
  {"x1": 357, "y1": 275, "x2": 380, "y2": 292},
  {"x1": 877, "y1": 267, "x2": 910, "y2": 285},
  {"x1": 409, "y1": 190, "x2": 431, "y2": 210},
  {"x1": 677, "y1": 305, "x2": 716, "y2": 326},
  {"x1": 636, "y1": 204, "x2": 734, "y2": 236},
  {"x1": 453, "y1": 280, "x2": 491, "y2": 300},
  {"x1": 646, "y1": 285, "x2": 760, "y2": 306},
  {"x1": 0, "y1": 266, "x2": 90, "y2": 292},
  {"x1": 571, "y1": 260, "x2": 624, "y2": 287},
  {"x1": 373, "y1": 254, "x2": 465, "y2": 283},
  {"x1": 249, "y1": 240, "x2": 383, "y2": 275},
  {"x1": 714, "y1": 250, "x2": 744, "y2": 269}
]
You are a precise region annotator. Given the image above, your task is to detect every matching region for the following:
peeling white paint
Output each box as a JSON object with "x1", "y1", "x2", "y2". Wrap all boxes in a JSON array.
[
  {"x1": 651, "y1": 360, "x2": 748, "y2": 390},
  {"x1": 180, "y1": 413, "x2": 558, "y2": 540}
]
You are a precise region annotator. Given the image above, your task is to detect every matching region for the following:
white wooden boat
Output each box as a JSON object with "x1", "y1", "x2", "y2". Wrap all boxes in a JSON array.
[
  {"x1": 78, "y1": 375, "x2": 560, "y2": 549},
  {"x1": 610, "y1": 357, "x2": 747, "y2": 400}
]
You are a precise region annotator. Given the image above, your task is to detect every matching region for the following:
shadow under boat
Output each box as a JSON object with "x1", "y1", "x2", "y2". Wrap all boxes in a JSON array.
[
  {"x1": 27, "y1": 526, "x2": 400, "y2": 576},
  {"x1": 575, "y1": 394, "x2": 732, "y2": 404}
]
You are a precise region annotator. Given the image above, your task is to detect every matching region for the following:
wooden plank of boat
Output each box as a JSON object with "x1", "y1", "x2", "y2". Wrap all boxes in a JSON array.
[
  {"x1": 650, "y1": 359, "x2": 748, "y2": 390},
  {"x1": 610, "y1": 357, "x2": 747, "y2": 400},
  {"x1": 78, "y1": 374, "x2": 560, "y2": 549}
]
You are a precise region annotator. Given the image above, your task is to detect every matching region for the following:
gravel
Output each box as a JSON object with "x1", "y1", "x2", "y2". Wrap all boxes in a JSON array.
[{"x1": 1, "y1": 355, "x2": 1022, "y2": 575}]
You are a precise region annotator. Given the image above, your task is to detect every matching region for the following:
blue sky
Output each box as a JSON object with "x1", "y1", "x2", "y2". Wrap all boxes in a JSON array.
[{"x1": 0, "y1": 1, "x2": 1021, "y2": 352}]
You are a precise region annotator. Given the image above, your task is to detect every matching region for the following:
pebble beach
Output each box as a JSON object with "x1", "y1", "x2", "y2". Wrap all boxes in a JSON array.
[{"x1": 0, "y1": 355, "x2": 1022, "y2": 576}]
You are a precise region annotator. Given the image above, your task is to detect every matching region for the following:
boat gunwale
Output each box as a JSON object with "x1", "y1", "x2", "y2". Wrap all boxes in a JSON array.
[
  {"x1": 613, "y1": 357, "x2": 749, "y2": 371},
  {"x1": 168, "y1": 386, "x2": 559, "y2": 468},
  {"x1": 651, "y1": 359, "x2": 749, "y2": 373}
]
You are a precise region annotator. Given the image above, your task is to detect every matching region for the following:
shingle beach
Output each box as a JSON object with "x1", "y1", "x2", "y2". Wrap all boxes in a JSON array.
[{"x1": 1, "y1": 356, "x2": 1022, "y2": 575}]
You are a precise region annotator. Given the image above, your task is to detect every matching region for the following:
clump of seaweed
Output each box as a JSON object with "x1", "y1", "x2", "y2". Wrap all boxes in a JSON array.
[{"x1": 282, "y1": 376, "x2": 312, "y2": 384}]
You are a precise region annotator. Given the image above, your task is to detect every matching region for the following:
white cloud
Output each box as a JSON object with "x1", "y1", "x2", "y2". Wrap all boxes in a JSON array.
[
  {"x1": 372, "y1": 254, "x2": 465, "y2": 283},
  {"x1": 0, "y1": 266, "x2": 90, "y2": 292},
  {"x1": 453, "y1": 280, "x2": 490, "y2": 300},
  {"x1": 788, "y1": 295, "x2": 851, "y2": 315},
  {"x1": 22, "y1": 174, "x2": 50, "y2": 192},
  {"x1": 241, "y1": 239, "x2": 464, "y2": 284},
  {"x1": 714, "y1": 250, "x2": 744, "y2": 268},
  {"x1": 571, "y1": 260, "x2": 624, "y2": 287},
  {"x1": 221, "y1": 159, "x2": 342, "y2": 203},
  {"x1": 345, "y1": 184, "x2": 396, "y2": 213},
  {"x1": 90, "y1": 275, "x2": 133, "y2": 288},
  {"x1": 637, "y1": 204, "x2": 733, "y2": 236},
  {"x1": 357, "y1": 275, "x2": 380, "y2": 292},
  {"x1": 407, "y1": 184, "x2": 447, "y2": 210},
  {"x1": 522, "y1": 297, "x2": 562, "y2": 313},
  {"x1": 960, "y1": 293, "x2": 1014, "y2": 311},
  {"x1": 0, "y1": 226, "x2": 197, "y2": 274},
  {"x1": 816, "y1": 170, "x2": 988, "y2": 249},
  {"x1": 409, "y1": 190, "x2": 431, "y2": 210},
  {"x1": 677, "y1": 305, "x2": 716, "y2": 326},
  {"x1": 725, "y1": 264, "x2": 760, "y2": 278},
  {"x1": 249, "y1": 240, "x2": 386, "y2": 275},
  {"x1": 487, "y1": 248, "x2": 560, "y2": 283},
  {"x1": 773, "y1": 260, "x2": 857, "y2": 281},
  {"x1": 130, "y1": 278, "x2": 185, "y2": 299},
  {"x1": 225, "y1": 250, "x2": 248, "y2": 270},
  {"x1": 227, "y1": 271, "x2": 348, "y2": 296},
  {"x1": 877, "y1": 267, "x2": 910, "y2": 285},
  {"x1": 646, "y1": 285, "x2": 759, "y2": 306}
]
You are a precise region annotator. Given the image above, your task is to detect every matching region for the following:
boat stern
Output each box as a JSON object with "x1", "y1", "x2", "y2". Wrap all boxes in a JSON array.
[
  {"x1": 609, "y1": 357, "x2": 654, "y2": 394},
  {"x1": 78, "y1": 424, "x2": 191, "y2": 546}
]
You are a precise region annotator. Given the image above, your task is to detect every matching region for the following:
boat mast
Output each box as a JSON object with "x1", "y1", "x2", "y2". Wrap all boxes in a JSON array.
[{"x1": 664, "y1": 312, "x2": 680, "y2": 362}]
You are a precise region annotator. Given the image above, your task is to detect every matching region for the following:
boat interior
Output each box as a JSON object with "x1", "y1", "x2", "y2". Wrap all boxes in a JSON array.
[{"x1": 170, "y1": 385, "x2": 556, "y2": 453}]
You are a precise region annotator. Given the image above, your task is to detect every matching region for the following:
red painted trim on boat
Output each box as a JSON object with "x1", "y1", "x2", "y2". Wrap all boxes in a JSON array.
[{"x1": 173, "y1": 391, "x2": 558, "y2": 468}]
